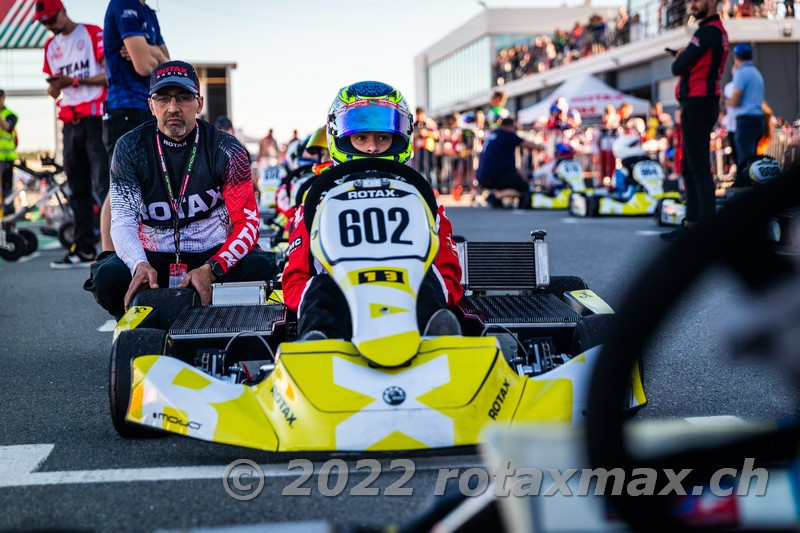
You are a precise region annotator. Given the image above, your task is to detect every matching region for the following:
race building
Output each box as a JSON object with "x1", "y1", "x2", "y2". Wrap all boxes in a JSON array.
[{"x1": 415, "y1": 2, "x2": 800, "y2": 122}]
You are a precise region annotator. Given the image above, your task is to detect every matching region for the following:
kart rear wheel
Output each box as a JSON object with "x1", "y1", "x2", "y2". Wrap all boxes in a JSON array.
[
  {"x1": 109, "y1": 328, "x2": 169, "y2": 439},
  {"x1": 17, "y1": 228, "x2": 38, "y2": 255},
  {"x1": 57, "y1": 221, "x2": 75, "y2": 249},
  {"x1": 572, "y1": 313, "x2": 615, "y2": 355},
  {"x1": 129, "y1": 288, "x2": 196, "y2": 330},
  {"x1": 587, "y1": 195, "x2": 601, "y2": 217},
  {"x1": 0, "y1": 231, "x2": 26, "y2": 261}
]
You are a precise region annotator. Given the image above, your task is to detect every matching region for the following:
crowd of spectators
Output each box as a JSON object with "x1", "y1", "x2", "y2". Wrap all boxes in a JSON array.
[{"x1": 494, "y1": 0, "x2": 795, "y2": 87}]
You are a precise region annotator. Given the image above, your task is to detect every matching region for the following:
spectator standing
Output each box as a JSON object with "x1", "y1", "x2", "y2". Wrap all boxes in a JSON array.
[
  {"x1": 257, "y1": 128, "x2": 279, "y2": 170},
  {"x1": 0, "y1": 89, "x2": 18, "y2": 214},
  {"x1": 785, "y1": 0, "x2": 795, "y2": 17},
  {"x1": 664, "y1": 0, "x2": 728, "y2": 240},
  {"x1": 725, "y1": 43, "x2": 764, "y2": 185},
  {"x1": 630, "y1": 13, "x2": 644, "y2": 42},
  {"x1": 101, "y1": 0, "x2": 169, "y2": 251},
  {"x1": 413, "y1": 107, "x2": 438, "y2": 183},
  {"x1": 35, "y1": 0, "x2": 110, "y2": 268}
]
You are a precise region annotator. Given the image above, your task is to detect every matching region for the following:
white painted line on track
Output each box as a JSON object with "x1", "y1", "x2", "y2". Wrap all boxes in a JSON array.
[
  {"x1": 42, "y1": 240, "x2": 62, "y2": 251},
  {"x1": 18, "y1": 252, "x2": 41, "y2": 263},
  {"x1": 636, "y1": 230, "x2": 666, "y2": 236},
  {"x1": 157, "y1": 522, "x2": 330, "y2": 533},
  {"x1": 97, "y1": 319, "x2": 117, "y2": 332},
  {"x1": 0, "y1": 444, "x2": 482, "y2": 488},
  {"x1": 684, "y1": 415, "x2": 745, "y2": 426}
]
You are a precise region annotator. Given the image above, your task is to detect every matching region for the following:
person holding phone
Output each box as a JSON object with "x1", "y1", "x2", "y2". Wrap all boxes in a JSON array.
[
  {"x1": 35, "y1": 0, "x2": 110, "y2": 268},
  {"x1": 662, "y1": 0, "x2": 728, "y2": 241}
]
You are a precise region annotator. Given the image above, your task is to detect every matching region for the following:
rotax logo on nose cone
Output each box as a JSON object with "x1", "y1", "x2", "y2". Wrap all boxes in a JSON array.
[{"x1": 149, "y1": 60, "x2": 200, "y2": 95}]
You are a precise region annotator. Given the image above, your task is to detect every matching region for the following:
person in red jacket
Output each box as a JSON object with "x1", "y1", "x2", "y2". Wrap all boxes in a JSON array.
[{"x1": 283, "y1": 81, "x2": 463, "y2": 340}]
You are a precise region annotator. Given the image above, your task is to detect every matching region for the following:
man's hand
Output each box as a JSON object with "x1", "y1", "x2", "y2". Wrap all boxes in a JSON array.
[
  {"x1": 48, "y1": 74, "x2": 73, "y2": 89},
  {"x1": 47, "y1": 85, "x2": 61, "y2": 99},
  {"x1": 124, "y1": 262, "x2": 159, "y2": 311},
  {"x1": 177, "y1": 264, "x2": 216, "y2": 306}
]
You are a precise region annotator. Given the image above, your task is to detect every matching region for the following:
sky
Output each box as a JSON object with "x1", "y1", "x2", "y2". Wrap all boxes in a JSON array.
[{"x1": 1, "y1": 0, "x2": 620, "y2": 152}]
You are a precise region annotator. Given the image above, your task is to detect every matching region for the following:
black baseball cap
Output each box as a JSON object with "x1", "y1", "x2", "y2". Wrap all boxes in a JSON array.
[{"x1": 150, "y1": 60, "x2": 200, "y2": 96}]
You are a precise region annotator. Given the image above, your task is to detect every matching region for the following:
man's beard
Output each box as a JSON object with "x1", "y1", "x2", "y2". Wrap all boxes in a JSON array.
[
  {"x1": 692, "y1": 3, "x2": 710, "y2": 18},
  {"x1": 162, "y1": 116, "x2": 188, "y2": 139}
]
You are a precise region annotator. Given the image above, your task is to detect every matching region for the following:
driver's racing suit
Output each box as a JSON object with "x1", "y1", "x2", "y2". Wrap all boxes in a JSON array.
[{"x1": 283, "y1": 201, "x2": 463, "y2": 339}]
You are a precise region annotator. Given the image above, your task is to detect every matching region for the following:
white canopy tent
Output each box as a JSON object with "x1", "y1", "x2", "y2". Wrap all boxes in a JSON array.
[{"x1": 517, "y1": 75, "x2": 651, "y2": 124}]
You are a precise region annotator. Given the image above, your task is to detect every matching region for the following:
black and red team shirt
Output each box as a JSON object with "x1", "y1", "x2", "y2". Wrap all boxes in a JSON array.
[
  {"x1": 672, "y1": 14, "x2": 729, "y2": 102},
  {"x1": 109, "y1": 119, "x2": 259, "y2": 275}
]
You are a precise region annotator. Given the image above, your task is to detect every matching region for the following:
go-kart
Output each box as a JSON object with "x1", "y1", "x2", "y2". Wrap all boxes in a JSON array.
[
  {"x1": 529, "y1": 157, "x2": 590, "y2": 210},
  {"x1": 109, "y1": 159, "x2": 645, "y2": 452},
  {"x1": 657, "y1": 155, "x2": 799, "y2": 250},
  {"x1": 569, "y1": 158, "x2": 681, "y2": 217}
]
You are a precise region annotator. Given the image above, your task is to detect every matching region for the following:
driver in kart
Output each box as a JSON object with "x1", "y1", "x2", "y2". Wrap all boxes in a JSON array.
[{"x1": 282, "y1": 81, "x2": 463, "y2": 340}]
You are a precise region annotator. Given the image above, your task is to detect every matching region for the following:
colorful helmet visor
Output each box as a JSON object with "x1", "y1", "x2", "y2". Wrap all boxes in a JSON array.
[{"x1": 334, "y1": 102, "x2": 411, "y2": 138}]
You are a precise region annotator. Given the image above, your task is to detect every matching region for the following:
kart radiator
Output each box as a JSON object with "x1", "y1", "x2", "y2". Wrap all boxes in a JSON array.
[
  {"x1": 169, "y1": 305, "x2": 284, "y2": 339},
  {"x1": 459, "y1": 294, "x2": 582, "y2": 326},
  {"x1": 461, "y1": 242, "x2": 541, "y2": 290}
]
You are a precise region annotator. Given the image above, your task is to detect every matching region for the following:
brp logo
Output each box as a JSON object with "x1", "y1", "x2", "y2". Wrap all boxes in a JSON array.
[{"x1": 382, "y1": 386, "x2": 406, "y2": 406}]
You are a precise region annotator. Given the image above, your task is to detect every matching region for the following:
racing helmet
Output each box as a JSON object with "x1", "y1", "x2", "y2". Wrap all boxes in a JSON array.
[
  {"x1": 612, "y1": 134, "x2": 645, "y2": 160},
  {"x1": 549, "y1": 104, "x2": 562, "y2": 115},
  {"x1": 743, "y1": 155, "x2": 782, "y2": 185},
  {"x1": 554, "y1": 142, "x2": 575, "y2": 160},
  {"x1": 304, "y1": 126, "x2": 329, "y2": 162},
  {"x1": 284, "y1": 139, "x2": 301, "y2": 167},
  {"x1": 326, "y1": 81, "x2": 414, "y2": 165},
  {"x1": 488, "y1": 106, "x2": 510, "y2": 129}
]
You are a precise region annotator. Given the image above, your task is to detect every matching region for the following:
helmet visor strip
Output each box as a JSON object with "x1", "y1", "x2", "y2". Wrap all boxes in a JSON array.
[{"x1": 335, "y1": 103, "x2": 410, "y2": 138}]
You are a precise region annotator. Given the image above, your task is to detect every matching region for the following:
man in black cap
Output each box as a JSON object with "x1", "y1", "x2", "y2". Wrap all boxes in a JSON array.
[{"x1": 88, "y1": 60, "x2": 278, "y2": 320}]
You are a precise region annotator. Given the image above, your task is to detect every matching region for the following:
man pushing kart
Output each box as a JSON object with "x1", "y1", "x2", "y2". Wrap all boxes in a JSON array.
[
  {"x1": 88, "y1": 61, "x2": 279, "y2": 319},
  {"x1": 282, "y1": 81, "x2": 463, "y2": 340}
]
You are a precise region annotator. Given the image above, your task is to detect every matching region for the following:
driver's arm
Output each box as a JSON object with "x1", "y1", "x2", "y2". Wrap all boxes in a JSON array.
[{"x1": 432, "y1": 206, "x2": 463, "y2": 306}]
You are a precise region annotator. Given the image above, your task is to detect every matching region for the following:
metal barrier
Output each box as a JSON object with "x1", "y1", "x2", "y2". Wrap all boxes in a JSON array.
[{"x1": 428, "y1": 124, "x2": 800, "y2": 198}]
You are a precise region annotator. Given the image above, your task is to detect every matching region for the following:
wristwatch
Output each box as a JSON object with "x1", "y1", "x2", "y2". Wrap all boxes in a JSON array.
[{"x1": 205, "y1": 259, "x2": 225, "y2": 281}]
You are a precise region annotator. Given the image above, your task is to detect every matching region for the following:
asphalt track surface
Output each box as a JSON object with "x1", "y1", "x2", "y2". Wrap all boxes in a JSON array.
[{"x1": 0, "y1": 208, "x2": 797, "y2": 532}]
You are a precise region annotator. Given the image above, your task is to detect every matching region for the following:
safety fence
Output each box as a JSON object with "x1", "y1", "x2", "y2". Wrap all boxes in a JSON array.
[{"x1": 420, "y1": 124, "x2": 800, "y2": 198}]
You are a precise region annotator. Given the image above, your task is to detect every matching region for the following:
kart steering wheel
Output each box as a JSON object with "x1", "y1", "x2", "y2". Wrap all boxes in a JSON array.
[
  {"x1": 302, "y1": 158, "x2": 439, "y2": 234},
  {"x1": 586, "y1": 165, "x2": 800, "y2": 530}
]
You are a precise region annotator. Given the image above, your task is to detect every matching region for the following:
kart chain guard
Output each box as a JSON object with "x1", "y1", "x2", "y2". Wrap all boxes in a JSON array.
[{"x1": 310, "y1": 177, "x2": 438, "y2": 367}]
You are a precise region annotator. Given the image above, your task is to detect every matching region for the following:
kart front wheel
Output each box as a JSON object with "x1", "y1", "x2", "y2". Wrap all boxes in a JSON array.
[
  {"x1": 109, "y1": 328, "x2": 169, "y2": 439},
  {"x1": 17, "y1": 228, "x2": 38, "y2": 255},
  {"x1": 0, "y1": 231, "x2": 26, "y2": 261}
]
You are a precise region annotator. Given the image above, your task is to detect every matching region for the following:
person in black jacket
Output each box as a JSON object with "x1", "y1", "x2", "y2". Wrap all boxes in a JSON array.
[{"x1": 662, "y1": 0, "x2": 729, "y2": 241}]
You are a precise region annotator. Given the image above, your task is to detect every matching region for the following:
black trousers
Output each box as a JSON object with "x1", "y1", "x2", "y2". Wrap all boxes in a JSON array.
[
  {"x1": 734, "y1": 115, "x2": 765, "y2": 185},
  {"x1": 63, "y1": 117, "x2": 109, "y2": 254},
  {"x1": 1, "y1": 161, "x2": 13, "y2": 215},
  {"x1": 90, "y1": 246, "x2": 279, "y2": 319},
  {"x1": 681, "y1": 98, "x2": 720, "y2": 223},
  {"x1": 103, "y1": 108, "x2": 153, "y2": 158},
  {"x1": 298, "y1": 270, "x2": 447, "y2": 340}
]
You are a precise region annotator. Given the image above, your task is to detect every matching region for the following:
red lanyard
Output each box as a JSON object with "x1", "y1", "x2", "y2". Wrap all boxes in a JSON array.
[{"x1": 155, "y1": 126, "x2": 200, "y2": 262}]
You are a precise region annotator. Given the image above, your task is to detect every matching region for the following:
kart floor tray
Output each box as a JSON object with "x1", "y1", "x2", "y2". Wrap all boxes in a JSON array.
[
  {"x1": 459, "y1": 293, "x2": 582, "y2": 326},
  {"x1": 169, "y1": 305, "x2": 284, "y2": 339}
]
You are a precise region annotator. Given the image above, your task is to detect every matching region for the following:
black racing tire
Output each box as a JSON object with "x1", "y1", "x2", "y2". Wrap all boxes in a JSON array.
[
  {"x1": 654, "y1": 198, "x2": 666, "y2": 226},
  {"x1": 572, "y1": 313, "x2": 615, "y2": 355},
  {"x1": 17, "y1": 228, "x2": 38, "y2": 255},
  {"x1": 57, "y1": 221, "x2": 74, "y2": 249},
  {"x1": 109, "y1": 328, "x2": 169, "y2": 438},
  {"x1": 587, "y1": 195, "x2": 601, "y2": 217},
  {"x1": 130, "y1": 288, "x2": 196, "y2": 330},
  {"x1": 545, "y1": 275, "x2": 589, "y2": 300},
  {"x1": 0, "y1": 231, "x2": 26, "y2": 261}
]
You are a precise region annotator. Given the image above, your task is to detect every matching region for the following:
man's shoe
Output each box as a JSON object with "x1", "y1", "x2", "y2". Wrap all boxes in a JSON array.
[
  {"x1": 486, "y1": 194, "x2": 502, "y2": 208},
  {"x1": 423, "y1": 309, "x2": 462, "y2": 336},
  {"x1": 51, "y1": 246, "x2": 96, "y2": 269}
]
